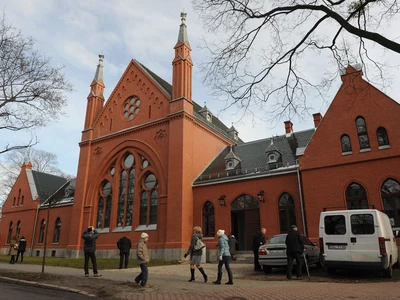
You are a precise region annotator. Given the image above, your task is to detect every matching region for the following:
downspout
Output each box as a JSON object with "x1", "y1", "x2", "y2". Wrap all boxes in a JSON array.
[
  {"x1": 30, "y1": 197, "x2": 51, "y2": 256},
  {"x1": 296, "y1": 159, "x2": 307, "y2": 236}
]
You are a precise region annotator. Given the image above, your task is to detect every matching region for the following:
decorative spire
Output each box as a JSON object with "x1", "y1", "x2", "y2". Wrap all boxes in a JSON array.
[
  {"x1": 93, "y1": 54, "x2": 104, "y2": 82},
  {"x1": 178, "y1": 12, "x2": 188, "y2": 43}
]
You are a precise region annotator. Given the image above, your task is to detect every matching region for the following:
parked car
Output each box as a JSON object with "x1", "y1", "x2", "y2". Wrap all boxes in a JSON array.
[
  {"x1": 319, "y1": 209, "x2": 398, "y2": 278},
  {"x1": 258, "y1": 233, "x2": 323, "y2": 273}
]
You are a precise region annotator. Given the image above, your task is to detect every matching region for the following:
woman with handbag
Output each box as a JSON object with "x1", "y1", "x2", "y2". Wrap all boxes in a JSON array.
[
  {"x1": 184, "y1": 226, "x2": 208, "y2": 283},
  {"x1": 9, "y1": 236, "x2": 18, "y2": 264}
]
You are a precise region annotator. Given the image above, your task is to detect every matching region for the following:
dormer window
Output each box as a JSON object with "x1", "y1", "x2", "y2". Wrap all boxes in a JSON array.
[
  {"x1": 206, "y1": 113, "x2": 212, "y2": 122},
  {"x1": 268, "y1": 153, "x2": 277, "y2": 163},
  {"x1": 224, "y1": 146, "x2": 241, "y2": 171},
  {"x1": 265, "y1": 138, "x2": 282, "y2": 165}
]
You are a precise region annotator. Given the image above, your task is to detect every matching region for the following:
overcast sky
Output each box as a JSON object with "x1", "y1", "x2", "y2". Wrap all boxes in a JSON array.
[{"x1": 1, "y1": 0, "x2": 400, "y2": 178}]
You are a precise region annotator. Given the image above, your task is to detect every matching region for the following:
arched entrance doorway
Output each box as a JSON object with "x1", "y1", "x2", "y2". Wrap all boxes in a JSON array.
[{"x1": 230, "y1": 194, "x2": 260, "y2": 250}]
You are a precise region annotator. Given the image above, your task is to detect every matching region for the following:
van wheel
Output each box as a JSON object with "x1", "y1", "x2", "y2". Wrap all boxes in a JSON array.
[
  {"x1": 383, "y1": 261, "x2": 393, "y2": 278},
  {"x1": 327, "y1": 267, "x2": 336, "y2": 274},
  {"x1": 263, "y1": 265, "x2": 272, "y2": 274}
]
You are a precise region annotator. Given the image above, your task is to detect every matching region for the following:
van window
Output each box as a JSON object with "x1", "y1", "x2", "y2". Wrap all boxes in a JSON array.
[
  {"x1": 324, "y1": 215, "x2": 346, "y2": 235},
  {"x1": 351, "y1": 214, "x2": 375, "y2": 234}
]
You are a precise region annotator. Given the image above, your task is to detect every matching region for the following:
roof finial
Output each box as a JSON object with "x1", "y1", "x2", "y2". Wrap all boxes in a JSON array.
[{"x1": 181, "y1": 11, "x2": 187, "y2": 25}]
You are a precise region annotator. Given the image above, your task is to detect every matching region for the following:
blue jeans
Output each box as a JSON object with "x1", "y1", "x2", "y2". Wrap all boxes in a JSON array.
[{"x1": 135, "y1": 263, "x2": 148, "y2": 286}]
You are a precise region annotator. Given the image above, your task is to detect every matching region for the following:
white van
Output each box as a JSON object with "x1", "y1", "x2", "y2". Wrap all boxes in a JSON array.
[{"x1": 319, "y1": 209, "x2": 398, "y2": 278}]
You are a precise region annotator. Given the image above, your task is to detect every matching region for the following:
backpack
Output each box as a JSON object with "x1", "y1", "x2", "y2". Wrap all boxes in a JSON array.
[{"x1": 193, "y1": 237, "x2": 206, "y2": 251}]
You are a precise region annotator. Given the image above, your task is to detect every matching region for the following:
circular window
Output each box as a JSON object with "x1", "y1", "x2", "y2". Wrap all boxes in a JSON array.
[
  {"x1": 144, "y1": 173, "x2": 156, "y2": 189},
  {"x1": 269, "y1": 154, "x2": 275, "y2": 161},
  {"x1": 124, "y1": 154, "x2": 134, "y2": 168},
  {"x1": 102, "y1": 181, "x2": 112, "y2": 196},
  {"x1": 122, "y1": 96, "x2": 140, "y2": 120}
]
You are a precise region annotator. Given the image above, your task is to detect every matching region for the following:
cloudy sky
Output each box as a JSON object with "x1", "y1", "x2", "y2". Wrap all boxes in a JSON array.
[{"x1": 1, "y1": 0, "x2": 400, "y2": 178}]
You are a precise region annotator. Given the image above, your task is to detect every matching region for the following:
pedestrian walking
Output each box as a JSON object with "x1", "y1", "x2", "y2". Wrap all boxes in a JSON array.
[
  {"x1": 117, "y1": 236, "x2": 132, "y2": 269},
  {"x1": 228, "y1": 234, "x2": 238, "y2": 262},
  {"x1": 135, "y1": 233, "x2": 150, "y2": 288},
  {"x1": 285, "y1": 224, "x2": 305, "y2": 280},
  {"x1": 213, "y1": 229, "x2": 233, "y2": 285},
  {"x1": 9, "y1": 236, "x2": 18, "y2": 264},
  {"x1": 252, "y1": 227, "x2": 267, "y2": 271},
  {"x1": 16, "y1": 236, "x2": 27, "y2": 263},
  {"x1": 82, "y1": 226, "x2": 102, "y2": 278},
  {"x1": 184, "y1": 226, "x2": 208, "y2": 283}
]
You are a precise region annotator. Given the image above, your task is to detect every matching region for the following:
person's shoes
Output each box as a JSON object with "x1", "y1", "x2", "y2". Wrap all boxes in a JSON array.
[
  {"x1": 85, "y1": 273, "x2": 89, "y2": 278},
  {"x1": 94, "y1": 273, "x2": 102, "y2": 277},
  {"x1": 188, "y1": 278, "x2": 195, "y2": 282},
  {"x1": 225, "y1": 281, "x2": 233, "y2": 285},
  {"x1": 204, "y1": 275, "x2": 208, "y2": 283},
  {"x1": 140, "y1": 284, "x2": 150, "y2": 288},
  {"x1": 212, "y1": 281, "x2": 221, "y2": 285},
  {"x1": 296, "y1": 276, "x2": 303, "y2": 280}
]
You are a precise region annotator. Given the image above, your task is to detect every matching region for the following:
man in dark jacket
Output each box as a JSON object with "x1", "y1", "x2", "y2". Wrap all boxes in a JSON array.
[
  {"x1": 285, "y1": 224, "x2": 305, "y2": 280},
  {"x1": 82, "y1": 226, "x2": 102, "y2": 277},
  {"x1": 117, "y1": 236, "x2": 132, "y2": 269},
  {"x1": 16, "y1": 236, "x2": 27, "y2": 263},
  {"x1": 252, "y1": 228, "x2": 267, "y2": 271}
]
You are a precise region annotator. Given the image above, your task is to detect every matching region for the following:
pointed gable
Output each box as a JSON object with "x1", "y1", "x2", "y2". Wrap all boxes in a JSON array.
[{"x1": 300, "y1": 65, "x2": 400, "y2": 170}]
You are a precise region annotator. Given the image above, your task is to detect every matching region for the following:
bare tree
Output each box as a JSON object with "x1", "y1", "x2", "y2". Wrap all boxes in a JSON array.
[
  {"x1": 192, "y1": 0, "x2": 400, "y2": 122},
  {"x1": 0, "y1": 15, "x2": 72, "y2": 154},
  {"x1": 0, "y1": 148, "x2": 73, "y2": 205}
]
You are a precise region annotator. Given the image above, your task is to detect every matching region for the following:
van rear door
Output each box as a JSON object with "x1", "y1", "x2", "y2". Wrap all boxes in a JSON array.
[
  {"x1": 323, "y1": 213, "x2": 352, "y2": 263},
  {"x1": 348, "y1": 212, "x2": 380, "y2": 263}
]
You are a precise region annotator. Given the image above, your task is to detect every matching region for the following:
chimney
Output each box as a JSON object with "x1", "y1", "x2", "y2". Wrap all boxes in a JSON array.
[
  {"x1": 313, "y1": 113, "x2": 322, "y2": 128},
  {"x1": 284, "y1": 121, "x2": 293, "y2": 135}
]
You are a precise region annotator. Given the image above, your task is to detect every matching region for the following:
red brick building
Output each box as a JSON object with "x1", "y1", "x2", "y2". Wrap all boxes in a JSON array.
[{"x1": 1, "y1": 14, "x2": 399, "y2": 260}]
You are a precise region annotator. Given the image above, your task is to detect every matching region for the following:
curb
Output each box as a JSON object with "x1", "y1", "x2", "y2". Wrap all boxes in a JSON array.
[{"x1": 0, "y1": 275, "x2": 97, "y2": 297}]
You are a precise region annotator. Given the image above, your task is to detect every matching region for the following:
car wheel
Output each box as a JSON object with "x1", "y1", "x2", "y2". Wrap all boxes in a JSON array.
[
  {"x1": 383, "y1": 260, "x2": 393, "y2": 278},
  {"x1": 262, "y1": 265, "x2": 272, "y2": 274}
]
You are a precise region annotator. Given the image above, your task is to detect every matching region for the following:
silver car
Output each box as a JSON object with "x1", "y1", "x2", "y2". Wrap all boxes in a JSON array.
[{"x1": 258, "y1": 233, "x2": 324, "y2": 273}]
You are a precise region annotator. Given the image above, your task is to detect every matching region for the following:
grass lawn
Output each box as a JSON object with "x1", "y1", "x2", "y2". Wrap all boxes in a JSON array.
[{"x1": 0, "y1": 255, "x2": 180, "y2": 270}]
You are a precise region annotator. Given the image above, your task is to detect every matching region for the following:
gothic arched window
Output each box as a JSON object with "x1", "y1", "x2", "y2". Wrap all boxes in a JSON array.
[
  {"x1": 381, "y1": 178, "x2": 400, "y2": 226},
  {"x1": 16, "y1": 220, "x2": 21, "y2": 238},
  {"x1": 377, "y1": 127, "x2": 390, "y2": 147},
  {"x1": 7, "y1": 222, "x2": 13, "y2": 244},
  {"x1": 202, "y1": 201, "x2": 215, "y2": 237},
  {"x1": 96, "y1": 180, "x2": 112, "y2": 229},
  {"x1": 346, "y1": 182, "x2": 368, "y2": 209},
  {"x1": 139, "y1": 173, "x2": 158, "y2": 226},
  {"x1": 38, "y1": 219, "x2": 45, "y2": 243},
  {"x1": 341, "y1": 134, "x2": 352, "y2": 153},
  {"x1": 54, "y1": 217, "x2": 61, "y2": 243},
  {"x1": 356, "y1": 117, "x2": 370, "y2": 149},
  {"x1": 279, "y1": 193, "x2": 296, "y2": 233},
  {"x1": 117, "y1": 153, "x2": 135, "y2": 227}
]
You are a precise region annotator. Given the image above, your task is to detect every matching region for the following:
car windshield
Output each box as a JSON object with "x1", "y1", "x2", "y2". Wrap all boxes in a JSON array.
[{"x1": 268, "y1": 235, "x2": 286, "y2": 244}]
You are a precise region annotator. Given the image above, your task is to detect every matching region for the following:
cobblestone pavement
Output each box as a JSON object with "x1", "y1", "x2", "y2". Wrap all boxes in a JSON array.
[{"x1": 1, "y1": 262, "x2": 400, "y2": 299}]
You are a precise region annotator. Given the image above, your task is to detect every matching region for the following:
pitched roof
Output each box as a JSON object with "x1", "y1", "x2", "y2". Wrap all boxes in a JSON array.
[
  {"x1": 194, "y1": 129, "x2": 315, "y2": 185},
  {"x1": 29, "y1": 170, "x2": 68, "y2": 202},
  {"x1": 138, "y1": 62, "x2": 244, "y2": 144}
]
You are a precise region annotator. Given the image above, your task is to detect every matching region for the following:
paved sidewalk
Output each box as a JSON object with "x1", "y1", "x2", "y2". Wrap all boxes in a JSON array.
[{"x1": 1, "y1": 262, "x2": 400, "y2": 299}]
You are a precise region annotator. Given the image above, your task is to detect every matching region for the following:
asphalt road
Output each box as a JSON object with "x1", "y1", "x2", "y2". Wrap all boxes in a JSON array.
[{"x1": 0, "y1": 281, "x2": 91, "y2": 299}]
